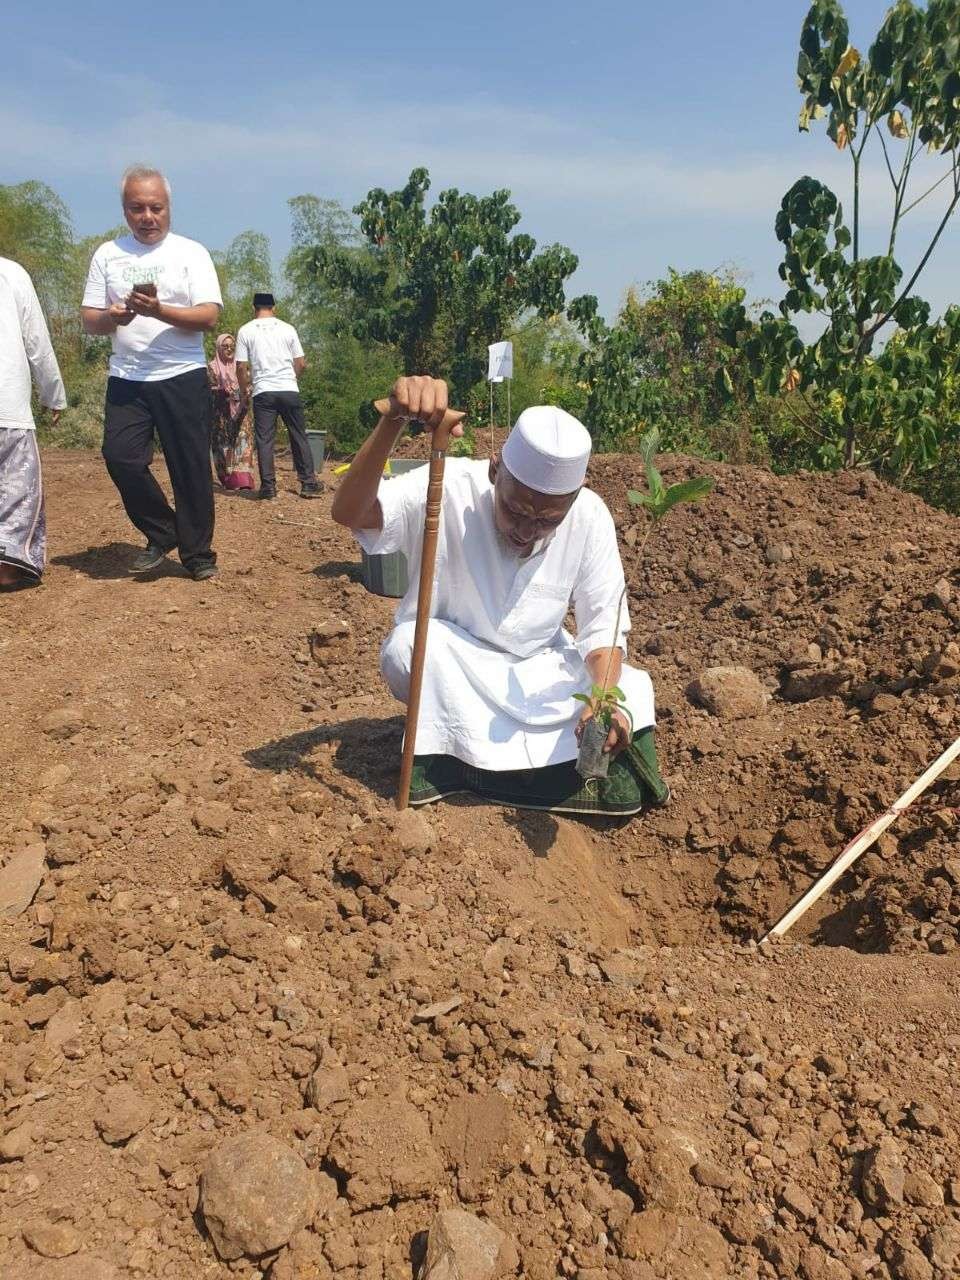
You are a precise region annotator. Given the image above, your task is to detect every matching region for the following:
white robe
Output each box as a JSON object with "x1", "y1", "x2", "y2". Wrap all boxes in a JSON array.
[{"x1": 355, "y1": 460, "x2": 655, "y2": 771}]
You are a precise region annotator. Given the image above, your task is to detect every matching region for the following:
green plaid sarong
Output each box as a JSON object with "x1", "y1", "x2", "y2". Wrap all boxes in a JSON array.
[{"x1": 409, "y1": 727, "x2": 669, "y2": 816}]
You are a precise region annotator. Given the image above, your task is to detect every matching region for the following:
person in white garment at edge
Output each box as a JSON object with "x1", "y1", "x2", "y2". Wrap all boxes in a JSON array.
[{"x1": 331, "y1": 374, "x2": 669, "y2": 816}]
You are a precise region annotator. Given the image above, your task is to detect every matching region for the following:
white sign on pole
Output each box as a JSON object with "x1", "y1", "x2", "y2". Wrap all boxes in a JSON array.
[{"x1": 487, "y1": 340, "x2": 513, "y2": 383}]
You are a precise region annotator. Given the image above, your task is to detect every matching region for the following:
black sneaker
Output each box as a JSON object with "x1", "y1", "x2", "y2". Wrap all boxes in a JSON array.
[
  {"x1": 299, "y1": 481, "x2": 324, "y2": 498},
  {"x1": 258, "y1": 487, "x2": 277, "y2": 501},
  {"x1": 191, "y1": 563, "x2": 219, "y2": 582},
  {"x1": 130, "y1": 543, "x2": 170, "y2": 573}
]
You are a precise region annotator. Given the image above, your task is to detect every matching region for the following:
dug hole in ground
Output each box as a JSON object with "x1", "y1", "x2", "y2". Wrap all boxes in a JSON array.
[{"x1": 1, "y1": 444, "x2": 959, "y2": 1280}]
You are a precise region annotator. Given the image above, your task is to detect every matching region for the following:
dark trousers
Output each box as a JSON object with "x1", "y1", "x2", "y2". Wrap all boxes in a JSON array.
[
  {"x1": 252, "y1": 391, "x2": 316, "y2": 490},
  {"x1": 102, "y1": 368, "x2": 215, "y2": 570}
]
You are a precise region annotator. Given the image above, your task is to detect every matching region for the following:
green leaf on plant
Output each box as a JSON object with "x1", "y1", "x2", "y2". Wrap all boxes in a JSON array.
[{"x1": 661, "y1": 476, "x2": 715, "y2": 512}]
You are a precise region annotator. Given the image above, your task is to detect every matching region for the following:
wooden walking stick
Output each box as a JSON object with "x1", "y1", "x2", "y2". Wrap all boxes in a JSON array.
[
  {"x1": 759, "y1": 732, "x2": 960, "y2": 945},
  {"x1": 373, "y1": 397, "x2": 465, "y2": 809}
]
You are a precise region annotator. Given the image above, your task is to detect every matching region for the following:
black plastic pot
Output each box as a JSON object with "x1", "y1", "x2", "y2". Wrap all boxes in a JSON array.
[{"x1": 576, "y1": 717, "x2": 610, "y2": 781}]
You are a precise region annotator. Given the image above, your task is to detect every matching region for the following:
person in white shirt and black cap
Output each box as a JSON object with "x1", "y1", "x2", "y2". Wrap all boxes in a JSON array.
[
  {"x1": 81, "y1": 165, "x2": 222, "y2": 581},
  {"x1": 235, "y1": 293, "x2": 321, "y2": 500},
  {"x1": 331, "y1": 374, "x2": 669, "y2": 816}
]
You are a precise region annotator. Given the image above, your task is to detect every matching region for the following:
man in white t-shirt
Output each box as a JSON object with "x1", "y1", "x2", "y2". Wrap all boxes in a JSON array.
[
  {"x1": 0, "y1": 258, "x2": 67, "y2": 588},
  {"x1": 235, "y1": 294, "x2": 320, "y2": 500},
  {"x1": 81, "y1": 166, "x2": 223, "y2": 580}
]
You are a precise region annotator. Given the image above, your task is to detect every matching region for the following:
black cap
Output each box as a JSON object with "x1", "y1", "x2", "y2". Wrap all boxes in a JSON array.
[{"x1": 253, "y1": 292, "x2": 275, "y2": 308}]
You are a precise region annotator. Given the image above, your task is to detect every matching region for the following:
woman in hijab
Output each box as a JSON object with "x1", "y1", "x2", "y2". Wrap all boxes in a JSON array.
[{"x1": 208, "y1": 333, "x2": 255, "y2": 490}]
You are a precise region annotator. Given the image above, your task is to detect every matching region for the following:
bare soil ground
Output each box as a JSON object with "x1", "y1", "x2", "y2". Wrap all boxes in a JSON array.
[{"x1": 1, "y1": 446, "x2": 959, "y2": 1279}]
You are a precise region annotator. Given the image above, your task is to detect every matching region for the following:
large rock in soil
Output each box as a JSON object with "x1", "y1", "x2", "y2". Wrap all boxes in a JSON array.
[
  {"x1": 200, "y1": 1131, "x2": 318, "y2": 1260},
  {"x1": 419, "y1": 1208, "x2": 517, "y2": 1280},
  {"x1": 327, "y1": 1098, "x2": 443, "y2": 1209},
  {"x1": 688, "y1": 666, "x2": 767, "y2": 719}
]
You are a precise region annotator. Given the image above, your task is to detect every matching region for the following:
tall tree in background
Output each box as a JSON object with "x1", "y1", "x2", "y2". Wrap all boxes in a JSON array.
[
  {"x1": 308, "y1": 168, "x2": 579, "y2": 404},
  {"x1": 284, "y1": 194, "x2": 362, "y2": 344},
  {"x1": 0, "y1": 181, "x2": 74, "y2": 315},
  {"x1": 720, "y1": 0, "x2": 960, "y2": 474},
  {"x1": 213, "y1": 230, "x2": 274, "y2": 335}
]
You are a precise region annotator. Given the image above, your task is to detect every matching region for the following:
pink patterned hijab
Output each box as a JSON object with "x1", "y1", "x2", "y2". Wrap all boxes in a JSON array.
[{"x1": 209, "y1": 334, "x2": 240, "y2": 395}]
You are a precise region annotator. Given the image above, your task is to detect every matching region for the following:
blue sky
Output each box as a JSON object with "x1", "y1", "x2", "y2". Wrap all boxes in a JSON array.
[{"x1": 2, "y1": 0, "x2": 957, "y2": 322}]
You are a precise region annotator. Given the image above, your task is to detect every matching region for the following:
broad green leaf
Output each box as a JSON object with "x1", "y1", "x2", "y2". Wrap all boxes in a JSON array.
[{"x1": 661, "y1": 476, "x2": 715, "y2": 512}]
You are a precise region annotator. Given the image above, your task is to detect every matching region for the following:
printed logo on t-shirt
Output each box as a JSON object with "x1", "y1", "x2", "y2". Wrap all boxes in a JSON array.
[{"x1": 119, "y1": 264, "x2": 164, "y2": 286}]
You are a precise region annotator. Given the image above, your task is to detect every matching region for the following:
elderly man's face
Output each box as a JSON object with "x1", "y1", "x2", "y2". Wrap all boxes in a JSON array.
[
  {"x1": 123, "y1": 176, "x2": 170, "y2": 245},
  {"x1": 490, "y1": 459, "x2": 578, "y2": 557}
]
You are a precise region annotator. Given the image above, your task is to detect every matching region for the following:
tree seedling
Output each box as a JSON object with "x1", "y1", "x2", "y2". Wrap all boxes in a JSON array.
[{"x1": 576, "y1": 427, "x2": 714, "y2": 783}]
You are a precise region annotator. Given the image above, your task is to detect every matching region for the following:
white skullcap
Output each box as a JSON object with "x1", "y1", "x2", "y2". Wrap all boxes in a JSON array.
[{"x1": 500, "y1": 406, "x2": 592, "y2": 495}]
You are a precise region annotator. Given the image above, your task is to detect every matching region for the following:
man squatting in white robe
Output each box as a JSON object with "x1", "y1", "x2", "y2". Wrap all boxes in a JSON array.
[
  {"x1": 0, "y1": 258, "x2": 67, "y2": 587},
  {"x1": 331, "y1": 376, "x2": 658, "y2": 793}
]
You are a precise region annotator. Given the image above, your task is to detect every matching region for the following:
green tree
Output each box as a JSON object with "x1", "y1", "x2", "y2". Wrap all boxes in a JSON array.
[
  {"x1": 213, "y1": 230, "x2": 273, "y2": 337},
  {"x1": 284, "y1": 195, "x2": 362, "y2": 345},
  {"x1": 309, "y1": 167, "x2": 579, "y2": 405},
  {"x1": 719, "y1": 0, "x2": 960, "y2": 474},
  {"x1": 569, "y1": 268, "x2": 759, "y2": 453},
  {"x1": 0, "y1": 181, "x2": 74, "y2": 315}
]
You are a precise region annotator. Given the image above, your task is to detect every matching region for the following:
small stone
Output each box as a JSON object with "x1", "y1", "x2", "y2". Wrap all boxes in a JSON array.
[
  {"x1": 861, "y1": 1137, "x2": 904, "y2": 1210},
  {"x1": 94, "y1": 1083, "x2": 152, "y2": 1145},
  {"x1": 598, "y1": 950, "x2": 647, "y2": 988},
  {"x1": 0, "y1": 844, "x2": 46, "y2": 918},
  {"x1": 738, "y1": 1071, "x2": 768, "y2": 1099},
  {"x1": 925, "y1": 1218, "x2": 960, "y2": 1271},
  {"x1": 23, "y1": 1219, "x2": 82, "y2": 1258},
  {"x1": 906, "y1": 1102, "x2": 940, "y2": 1132},
  {"x1": 765, "y1": 542, "x2": 793, "y2": 565},
  {"x1": 39, "y1": 763, "x2": 73, "y2": 789},
  {"x1": 392, "y1": 808, "x2": 436, "y2": 855},
  {"x1": 420, "y1": 1208, "x2": 516, "y2": 1280},
  {"x1": 779, "y1": 1180, "x2": 815, "y2": 1220},
  {"x1": 192, "y1": 802, "x2": 232, "y2": 837},
  {"x1": 689, "y1": 667, "x2": 767, "y2": 720},
  {"x1": 200, "y1": 1132, "x2": 318, "y2": 1261},
  {"x1": 412, "y1": 995, "x2": 463, "y2": 1023},
  {"x1": 885, "y1": 1239, "x2": 933, "y2": 1280},
  {"x1": 903, "y1": 1170, "x2": 943, "y2": 1207},
  {"x1": 0, "y1": 1123, "x2": 33, "y2": 1161},
  {"x1": 310, "y1": 619, "x2": 351, "y2": 644},
  {"x1": 45, "y1": 999, "x2": 83, "y2": 1053},
  {"x1": 305, "y1": 1063, "x2": 350, "y2": 1110},
  {"x1": 39, "y1": 706, "x2": 85, "y2": 739},
  {"x1": 813, "y1": 1052, "x2": 846, "y2": 1078},
  {"x1": 931, "y1": 577, "x2": 953, "y2": 608},
  {"x1": 692, "y1": 1160, "x2": 733, "y2": 1190}
]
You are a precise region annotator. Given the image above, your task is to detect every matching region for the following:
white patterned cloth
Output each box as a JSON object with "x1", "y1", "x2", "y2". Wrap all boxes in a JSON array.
[
  {"x1": 0, "y1": 428, "x2": 45, "y2": 578},
  {"x1": 354, "y1": 459, "x2": 655, "y2": 770}
]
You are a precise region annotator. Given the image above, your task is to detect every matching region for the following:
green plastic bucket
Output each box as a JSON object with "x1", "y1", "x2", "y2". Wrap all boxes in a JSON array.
[
  {"x1": 360, "y1": 458, "x2": 426, "y2": 598},
  {"x1": 305, "y1": 430, "x2": 326, "y2": 471}
]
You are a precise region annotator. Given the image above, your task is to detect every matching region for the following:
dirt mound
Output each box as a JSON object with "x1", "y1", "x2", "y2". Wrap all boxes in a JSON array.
[{"x1": 0, "y1": 448, "x2": 958, "y2": 1278}]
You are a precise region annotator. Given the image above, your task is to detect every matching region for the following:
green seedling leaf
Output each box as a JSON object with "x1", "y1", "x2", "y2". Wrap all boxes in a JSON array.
[
  {"x1": 660, "y1": 476, "x2": 716, "y2": 513},
  {"x1": 626, "y1": 489, "x2": 658, "y2": 510}
]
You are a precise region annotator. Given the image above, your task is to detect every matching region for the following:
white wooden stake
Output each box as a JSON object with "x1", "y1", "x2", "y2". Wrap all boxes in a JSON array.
[{"x1": 759, "y1": 732, "x2": 960, "y2": 945}]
